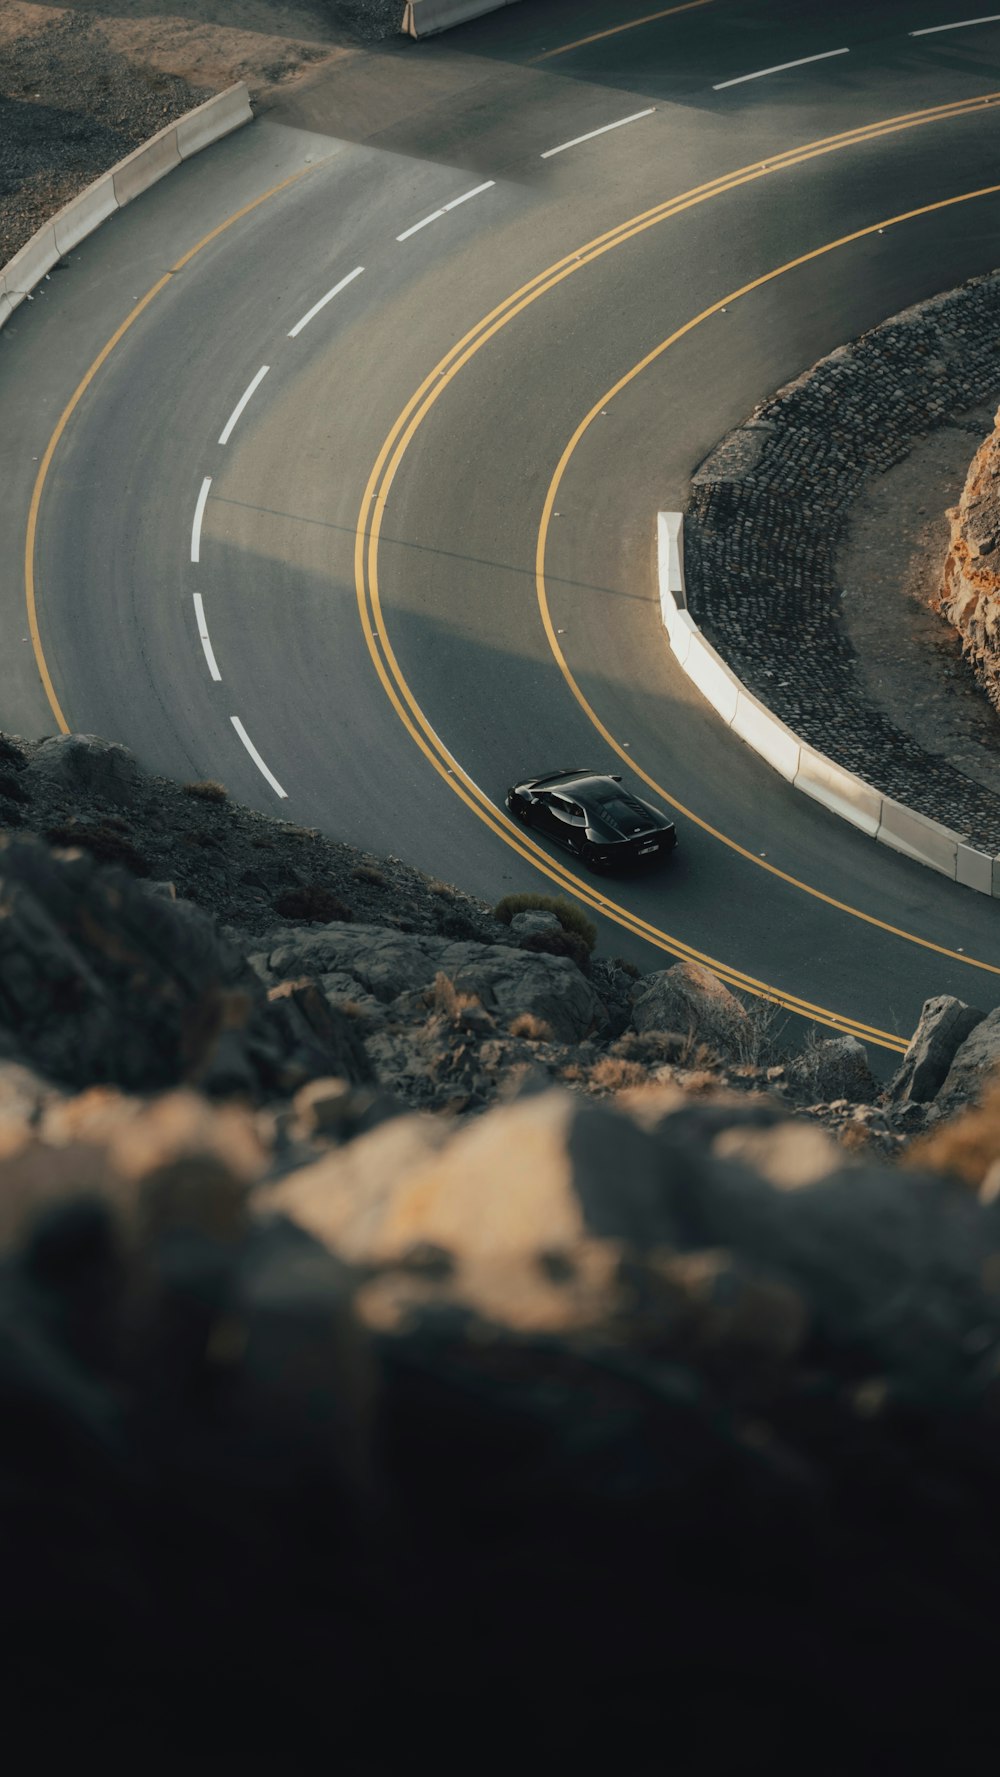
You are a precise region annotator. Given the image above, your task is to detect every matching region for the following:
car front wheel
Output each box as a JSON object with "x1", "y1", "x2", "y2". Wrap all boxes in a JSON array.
[{"x1": 581, "y1": 842, "x2": 604, "y2": 872}]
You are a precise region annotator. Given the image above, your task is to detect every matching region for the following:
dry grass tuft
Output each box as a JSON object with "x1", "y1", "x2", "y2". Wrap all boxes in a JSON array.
[
  {"x1": 903, "y1": 1074, "x2": 1000, "y2": 1188},
  {"x1": 352, "y1": 864, "x2": 386, "y2": 887},
  {"x1": 589, "y1": 1056, "x2": 648, "y2": 1092},
  {"x1": 183, "y1": 780, "x2": 228, "y2": 802},
  {"x1": 509, "y1": 1012, "x2": 554, "y2": 1043},
  {"x1": 430, "y1": 972, "x2": 481, "y2": 1020},
  {"x1": 838, "y1": 1123, "x2": 874, "y2": 1155}
]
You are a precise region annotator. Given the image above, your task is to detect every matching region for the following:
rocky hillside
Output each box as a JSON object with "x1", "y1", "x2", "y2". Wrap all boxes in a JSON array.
[
  {"x1": 5, "y1": 729, "x2": 1000, "y2": 1766},
  {"x1": 937, "y1": 401, "x2": 1000, "y2": 712}
]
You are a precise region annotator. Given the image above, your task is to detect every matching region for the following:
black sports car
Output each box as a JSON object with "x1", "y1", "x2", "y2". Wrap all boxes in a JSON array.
[{"x1": 506, "y1": 769, "x2": 676, "y2": 871}]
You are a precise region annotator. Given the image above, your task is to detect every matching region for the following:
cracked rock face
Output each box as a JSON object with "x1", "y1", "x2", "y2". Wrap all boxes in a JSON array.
[{"x1": 937, "y1": 405, "x2": 1000, "y2": 711}]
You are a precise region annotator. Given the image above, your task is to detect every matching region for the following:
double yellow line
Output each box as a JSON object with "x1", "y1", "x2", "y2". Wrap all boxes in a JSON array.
[{"x1": 355, "y1": 91, "x2": 1000, "y2": 1053}]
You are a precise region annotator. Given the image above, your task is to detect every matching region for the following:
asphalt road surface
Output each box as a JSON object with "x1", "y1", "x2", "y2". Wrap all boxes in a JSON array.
[{"x1": 4, "y1": 0, "x2": 1000, "y2": 1070}]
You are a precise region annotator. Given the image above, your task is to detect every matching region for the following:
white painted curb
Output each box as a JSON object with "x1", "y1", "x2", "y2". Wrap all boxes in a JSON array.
[
  {"x1": 657, "y1": 510, "x2": 1000, "y2": 897},
  {"x1": 402, "y1": 0, "x2": 523, "y2": 38},
  {"x1": 0, "y1": 83, "x2": 252, "y2": 327}
]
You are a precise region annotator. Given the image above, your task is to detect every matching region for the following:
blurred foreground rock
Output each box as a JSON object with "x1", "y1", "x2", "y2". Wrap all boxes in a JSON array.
[
  {"x1": 4, "y1": 748, "x2": 1000, "y2": 1766},
  {"x1": 4, "y1": 1076, "x2": 1000, "y2": 1768}
]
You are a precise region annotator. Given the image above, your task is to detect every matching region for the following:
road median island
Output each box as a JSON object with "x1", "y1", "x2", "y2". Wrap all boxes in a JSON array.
[
  {"x1": 659, "y1": 268, "x2": 1000, "y2": 898},
  {"x1": 658, "y1": 509, "x2": 1000, "y2": 894},
  {"x1": 0, "y1": 82, "x2": 253, "y2": 329},
  {"x1": 403, "y1": 0, "x2": 523, "y2": 37}
]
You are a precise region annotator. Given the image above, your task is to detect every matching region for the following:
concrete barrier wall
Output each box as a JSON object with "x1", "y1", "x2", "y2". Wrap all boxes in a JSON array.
[
  {"x1": 0, "y1": 83, "x2": 252, "y2": 330},
  {"x1": 656, "y1": 511, "x2": 1000, "y2": 897},
  {"x1": 403, "y1": 0, "x2": 523, "y2": 38}
]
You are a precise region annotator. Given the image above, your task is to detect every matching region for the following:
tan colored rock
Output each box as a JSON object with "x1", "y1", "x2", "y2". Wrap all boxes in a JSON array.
[
  {"x1": 259, "y1": 1089, "x2": 678, "y2": 1330},
  {"x1": 936, "y1": 404, "x2": 1000, "y2": 710},
  {"x1": 630, "y1": 959, "x2": 750, "y2": 1058}
]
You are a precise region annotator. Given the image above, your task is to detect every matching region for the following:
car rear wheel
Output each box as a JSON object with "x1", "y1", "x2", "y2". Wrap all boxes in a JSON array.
[{"x1": 581, "y1": 842, "x2": 604, "y2": 872}]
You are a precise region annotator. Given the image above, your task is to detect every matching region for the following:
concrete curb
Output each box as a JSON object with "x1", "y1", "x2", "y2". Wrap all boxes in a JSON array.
[
  {"x1": 402, "y1": 0, "x2": 523, "y2": 38},
  {"x1": 0, "y1": 83, "x2": 253, "y2": 328},
  {"x1": 656, "y1": 511, "x2": 1000, "y2": 897}
]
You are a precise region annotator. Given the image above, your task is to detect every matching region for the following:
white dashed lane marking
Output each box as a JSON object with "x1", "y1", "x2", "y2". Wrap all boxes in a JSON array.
[
  {"x1": 713, "y1": 48, "x2": 849, "y2": 90},
  {"x1": 540, "y1": 109, "x2": 655, "y2": 158},
  {"x1": 396, "y1": 181, "x2": 496, "y2": 242},
  {"x1": 219, "y1": 365, "x2": 269, "y2": 445},
  {"x1": 288, "y1": 266, "x2": 364, "y2": 339},
  {"x1": 911, "y1": 14, "x2": 1000, "y2": 35},
  {"x1": 231, "y1": 716, "x2": 287, "y2": 798},
  {"x1": 191, "y1": 476, "x2": 211, "y2": 563},
  {"x1": 192, "y1": 593, "x2": 221, "y2": 681}
]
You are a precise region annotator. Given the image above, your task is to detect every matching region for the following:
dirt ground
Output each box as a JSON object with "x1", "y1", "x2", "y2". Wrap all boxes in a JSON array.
[
  {"x1": 838, "y1": 408, "x2": 1000, "y2": 790},
  {"x1": 0, "y1": 1, "x2": 400, "y2": 261}
]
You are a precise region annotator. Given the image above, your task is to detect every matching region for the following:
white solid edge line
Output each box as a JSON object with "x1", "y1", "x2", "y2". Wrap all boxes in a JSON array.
[
  {"x1": 397, "y1": 181, "x2": 495, "y2": 241},
  {"x1": 191, "y1": 476, "x2": 211, "y2": 563},
  {"x1": 219, "y1": 364, "x2": 269, "y2": 445},
  {"x1": 231, "y1": 716, "x2": 287, "y2": 798},
  {"x1": 540, "y1": 108, "x2": 655, "y2": 159},
  {"x1": 192, "y1": 593, "x2": 222, "y2": 681},
  {"x1": 288, "y1": 266, "x2": 364, "y2": 339},
  {"x1": 911, "y1": 14, "x2": 1000, "y2": 34},
  {"x1": 713, "y1": 47, "x2": 849, "y2": 89}
]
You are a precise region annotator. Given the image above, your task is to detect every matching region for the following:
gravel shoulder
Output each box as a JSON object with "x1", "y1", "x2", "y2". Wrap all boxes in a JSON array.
[{"x1": 0, "y1": 1, "x2": 402, "y2": 263}]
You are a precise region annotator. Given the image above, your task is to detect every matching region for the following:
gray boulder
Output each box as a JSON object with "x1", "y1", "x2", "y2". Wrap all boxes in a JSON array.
[
  {"x1": 888, "y1": 995, "x2": 987, "y2": 1104},
  {"x1": 509, "y1": 910, "x2": 561, "y2": 938},
  {"x1": 27, "y1": 733, "x2": 140, "y2": 801},
  {"x1": 259, "y1": 924, "x2": 605, "y2": 1043},
  {"x1": 786, "y1": 1035, "x2": 878, "y2": 1105},
  {"x1": 630, "y1": 959, "x2": 748, "y2": 1057},
  {"x1": 938, "y1": 1004, "x2": 1000, "y2": 1102},
  {"x1": 0, "y1": 835, "x2": 367, "y2": 1099}
]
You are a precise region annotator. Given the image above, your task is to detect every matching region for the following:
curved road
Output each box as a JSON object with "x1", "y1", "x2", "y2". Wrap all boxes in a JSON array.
[{"x1": 4, "y1": 0, "x2": 1000, "y2": 1069}]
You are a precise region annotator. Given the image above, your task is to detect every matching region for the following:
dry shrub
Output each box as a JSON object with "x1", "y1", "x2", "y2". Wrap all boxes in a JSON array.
[
  {"x1": 509, "y1": 1012, "x2": 554, "y2": 1042},
  {"x1": 903, "y1": 1073, "x2": 1000, "y2": 1187},
  {"x1": 493, "y1": 892, "x2": 597, "y2": 953},
  {"x1": 839, "y1": 1124, "x2": 874, "y2": 1155},
  {"x1": 353, "y1": 864, "x2": 386, "y2": 887},
  {"x1": 681, "y1": 1068, "x2": 719, "y2": 1094},
  {"x1": 518, "y1": 927, "x2": 591, "y2": 974},
  {"x1": 45, "y1": 823, "x2": 150, "y2": 877},
  {"x1": 589, "y1": 1056, "x2": 648, "y2": 1092},
  {"x1": 612, "y1": 1029, "x2": 686, "y2": 1064},
  {"x1": 183, "y1": 780, "x2": 228, "y2": 802},
  {"x1": 430, "y1": 972, "x2": 481, "y2": 1020},
  {"x1": 272, "y1": 885, "x2": 352, "y2": 924},
  {"x1": 428, "y1": 878, "x2": 458, "y2": 899},
  {"x1": 613, "y1": 956, "x2": 642, "y2": 979},
  {"x1": 561, "y1": 1062, "x2": 586, "y2": 1083}
]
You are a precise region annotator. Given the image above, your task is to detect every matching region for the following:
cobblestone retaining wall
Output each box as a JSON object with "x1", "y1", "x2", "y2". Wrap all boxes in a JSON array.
[{"x1": 685, "y1": 271, "x2": 1000, "y2": 853}]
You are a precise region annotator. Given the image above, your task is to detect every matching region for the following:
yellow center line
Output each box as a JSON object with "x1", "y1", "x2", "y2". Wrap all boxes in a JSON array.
[
  {"x1": 534, "y1": 182, "x2": 1000, "y2": 974},
  {"x1": 530, "y1": 0, "x2": 717, "y2": 63},
  {"x1": 23, "y1": 96, "x2": 1000, "y2": 1050},
  {"x1": 354, "y1": 93, "x2": 1000, "y2": 1048}
]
